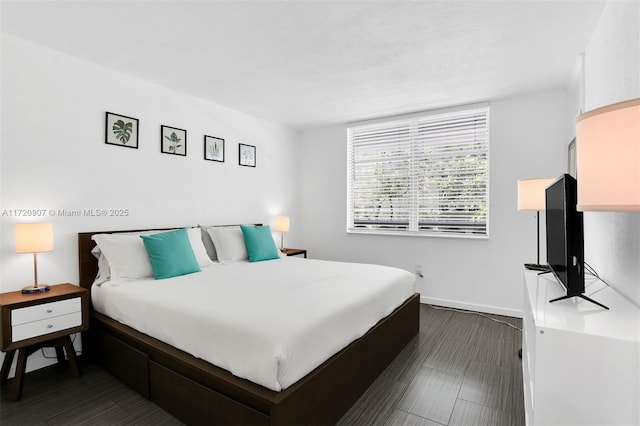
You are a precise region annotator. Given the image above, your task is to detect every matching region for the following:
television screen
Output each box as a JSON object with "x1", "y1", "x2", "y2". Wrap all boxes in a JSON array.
[{"x1": 545, "y1": 174, "x2": 584, "y2": 296}]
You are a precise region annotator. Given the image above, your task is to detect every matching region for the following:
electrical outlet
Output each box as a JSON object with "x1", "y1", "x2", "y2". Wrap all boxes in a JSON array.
[{"x1": 414, "y1": 264, "x2": 423, "y2": 278}]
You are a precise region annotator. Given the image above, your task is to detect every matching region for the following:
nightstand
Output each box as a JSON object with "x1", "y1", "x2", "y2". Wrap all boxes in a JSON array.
[
  {"x1": 281, "y1": 248, "x2": 307, "y2": 258},
  {"x1": 0, "y1": 283, "x2": 89, "y2": 401}
]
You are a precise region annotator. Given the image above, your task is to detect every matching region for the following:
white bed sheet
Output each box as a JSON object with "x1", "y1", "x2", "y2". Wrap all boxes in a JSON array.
[{"x1": 92, "y1": 257, "x2": 415, "y2": 391}]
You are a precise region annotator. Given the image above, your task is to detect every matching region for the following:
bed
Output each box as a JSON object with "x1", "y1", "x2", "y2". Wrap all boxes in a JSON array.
[{"x1": 78, "y1": 227, "x2": 420, "y2": 425}]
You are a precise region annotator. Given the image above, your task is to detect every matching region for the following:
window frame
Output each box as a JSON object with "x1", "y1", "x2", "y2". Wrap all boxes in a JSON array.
[{"x1": 346, "y1": 104, "x2": 490, "y2": 239}]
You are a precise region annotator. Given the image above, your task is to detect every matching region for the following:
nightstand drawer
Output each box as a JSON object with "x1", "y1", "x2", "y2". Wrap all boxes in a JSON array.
[
  {"x1": 12, "y1": 311, "x2": 82, "y2": 342},
  {"x1": 11, "y1": 297, "x2": 81, "y2": 326}
]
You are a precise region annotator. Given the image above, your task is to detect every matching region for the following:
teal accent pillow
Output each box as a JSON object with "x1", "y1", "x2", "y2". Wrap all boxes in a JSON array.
[
  {"x1": 140, "y1": 228, "x2": 201, "y2": 279},
  {"x1": 240, "y1": 225, "x2": 280, "y2": 262}
]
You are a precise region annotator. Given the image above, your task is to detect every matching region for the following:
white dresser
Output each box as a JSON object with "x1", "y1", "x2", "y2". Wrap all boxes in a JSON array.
[{"x1": 522, "y1": 269, "x2": 640, "y2": 426}]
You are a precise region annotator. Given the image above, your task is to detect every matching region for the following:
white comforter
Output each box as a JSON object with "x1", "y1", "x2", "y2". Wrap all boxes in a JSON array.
[{"x1": 92, "y1": 257, "x2": 415, "y2": 391}]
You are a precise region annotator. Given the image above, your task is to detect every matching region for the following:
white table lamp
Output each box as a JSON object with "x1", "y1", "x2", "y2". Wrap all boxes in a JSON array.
[
  {"x1": 15, "y1": 223, "x2": 54, "y2": 294},
  {"x1": 517, "y1": 178, "x2": 555, "y2": 268},
  {"x1": 274, "y1": 216, "x2": 290, "y2": 250},
  {"x1": 576, "y1": 98, "x2": 639, "y2": 211}
]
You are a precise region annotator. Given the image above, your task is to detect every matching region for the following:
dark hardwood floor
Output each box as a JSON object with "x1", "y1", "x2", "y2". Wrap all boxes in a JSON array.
[
  {"x1": 338, "y1": 305, "x2": 524, "y2": 426},
  {"x1": 0, "y1": 305, "x2": 524, "y2": 425}
]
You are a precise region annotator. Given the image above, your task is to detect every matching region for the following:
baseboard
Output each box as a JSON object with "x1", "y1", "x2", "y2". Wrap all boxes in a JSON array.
[{"x1": 420, "y1": 295, "x2": 523, "y2": 318}]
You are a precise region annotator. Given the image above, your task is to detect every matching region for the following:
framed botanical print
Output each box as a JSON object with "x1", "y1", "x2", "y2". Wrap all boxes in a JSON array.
[
  {"x1": 105, "y1": 112, "x2": 139, "y2": 149},
  {"x1": 161, "y1": 125, "x2": 187, "y2": 156},
  {"x1": 239, "y1": 143, "x2": 256, "y2": 167},
  {"x1": 204, "y1": 135, "x2": 225, "y2": 162}
]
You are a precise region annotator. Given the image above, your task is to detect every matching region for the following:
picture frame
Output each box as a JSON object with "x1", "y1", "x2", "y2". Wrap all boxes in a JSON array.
[
  {"x1": 161, "y1": 125, "x2": 187, "y2": 156},
  {"x1": 239, "y1": 143, "x2": 256, "y2": 167},
  {"x1": 204, "y1": 135, "x2": 225, "y2": 162},
  {"x1": 105, "y1": 112, "x2": 139, "y2": 149},
  {"x1": 568, "y1": 138, "x2": 576, "y2": 178}
]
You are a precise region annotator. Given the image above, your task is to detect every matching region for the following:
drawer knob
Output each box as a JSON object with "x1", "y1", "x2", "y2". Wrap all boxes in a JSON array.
[
  {"x1": 46, "y1": 309, "x2": 53, "y2": 313},
  {"x1": 47, "y1": 324, "x2": 53, "y2": 328}
]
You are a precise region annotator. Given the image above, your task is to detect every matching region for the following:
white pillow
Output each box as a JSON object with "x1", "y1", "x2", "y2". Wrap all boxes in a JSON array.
[
  {"x1": 206, "y1": 226, "x2": 248, "y2": 263},
  {"x1": 90, "y1": 244, "x2": 110, "y2": 286},
  {"x1": 92, "y1": 228, "x2": 214, "y2": 284},
  {"x1": 198, "y1": 224, "x2": 218, "y2": 261},
  {"x1": 186, "y1": 227, "x2": 215, "y2": 268},
  {"x1": 93, "y1": 253, "x2": 111, "y2": 286},
  {"x1": 92, "y1": 234, "x2": 153, "y2": 281},
  {"x1": 91, "y1": 231, "x2": 158, "y2": 285}
]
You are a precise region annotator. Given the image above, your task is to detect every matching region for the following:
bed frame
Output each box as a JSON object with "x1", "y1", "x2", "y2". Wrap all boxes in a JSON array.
[{"x1": 78, "y1": 228, "x2": 419, "y2": 425}]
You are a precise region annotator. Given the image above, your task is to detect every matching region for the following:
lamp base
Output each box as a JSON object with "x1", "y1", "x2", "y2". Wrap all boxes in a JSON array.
[
  {"x1": 524, "y1": 263, "x2": 551, "y2": 272},
  {"x1": 22, "y1": 284, "x2": 50, "y2": 294}
]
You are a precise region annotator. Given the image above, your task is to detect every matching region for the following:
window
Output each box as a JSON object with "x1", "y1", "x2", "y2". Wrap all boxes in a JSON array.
[{"x1": 347, "y1": 105, "x2": 489, "y2": 238}]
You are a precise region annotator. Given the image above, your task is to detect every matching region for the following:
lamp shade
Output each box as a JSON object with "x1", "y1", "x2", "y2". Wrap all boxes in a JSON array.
[
  {"x1": 576, "y1": 98, "x2": 640, "y2": 211},
  {"x1": 274, "y1": 216, "x2": 290, "y2": 233},
  {"x1": 517, "y1": 178, "x2": 556, "y2": 211},
  {"x1": 15, "y1": 223, "x2": 54, "y2": 253}
]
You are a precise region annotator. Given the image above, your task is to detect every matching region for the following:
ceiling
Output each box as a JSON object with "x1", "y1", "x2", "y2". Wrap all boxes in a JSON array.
[{"x1": 1, "y1": 1, "x2": 606, "y2": 130}]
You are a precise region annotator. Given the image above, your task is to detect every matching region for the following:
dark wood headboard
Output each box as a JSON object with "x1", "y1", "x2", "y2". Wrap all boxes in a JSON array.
[
  {"x1": 78, "y1": 232, "x2": 99, "y2": 290},
  {"x1": 78, "y1": 224, "x2": 263, "y2": 291}
]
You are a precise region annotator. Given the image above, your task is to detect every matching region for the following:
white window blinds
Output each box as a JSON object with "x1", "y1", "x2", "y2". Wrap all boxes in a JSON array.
[{"x1": 347, "y1": 106, "x2": 489, "y2": 237}]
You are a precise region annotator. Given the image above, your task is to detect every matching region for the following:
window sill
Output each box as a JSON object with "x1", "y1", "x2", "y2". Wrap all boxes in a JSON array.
[{"x1": 346, "y1": 229, "x2": 489, "y2": 239}]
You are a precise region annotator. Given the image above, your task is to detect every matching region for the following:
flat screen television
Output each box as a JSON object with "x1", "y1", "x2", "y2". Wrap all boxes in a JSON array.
[{"x1": 545, "y1": 174, "x2": 608, "y2": 309}]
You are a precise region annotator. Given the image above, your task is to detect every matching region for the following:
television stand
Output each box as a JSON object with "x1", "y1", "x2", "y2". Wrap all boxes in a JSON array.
[
  {"x1": 522, "y1": 269, "x2": 639, "y2": 425},
  {"x1": 549, "y1": 293, "x2": 609, "y2": 310}
]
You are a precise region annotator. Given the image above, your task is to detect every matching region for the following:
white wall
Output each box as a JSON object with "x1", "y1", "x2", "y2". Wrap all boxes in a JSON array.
[
  {"x1": 571, "y1": 0, "x2": 640, "y2": 306},
  {"x1": 0, "y1": 34, "x2": 300, "y2": 372},
  {"x1": 299, "y1": 91, "x2": 568, "y2": 316}
]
